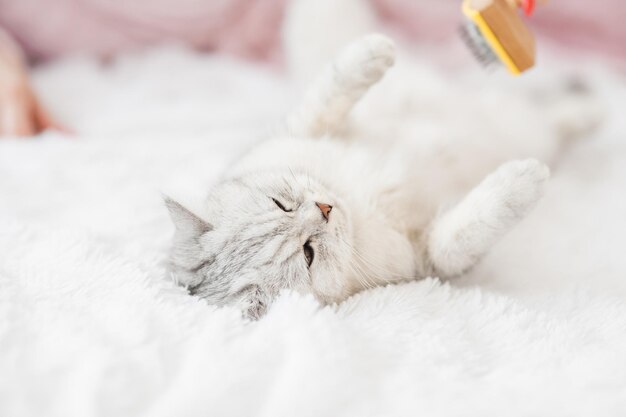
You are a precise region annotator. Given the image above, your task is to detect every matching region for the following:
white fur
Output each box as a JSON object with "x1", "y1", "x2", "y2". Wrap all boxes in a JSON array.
[
  {"x1": 286, "y1": 34, "x2": 395, "y2": 137},
  {"x1": 0, "y1": 39, "x2": 623, "y2": 416},
  {"x1": 428, "y1": 159, "x2": 550, "y2": 276},
  {"x1": 196, "y1": 32, "x2": 565, "y2": 311}
]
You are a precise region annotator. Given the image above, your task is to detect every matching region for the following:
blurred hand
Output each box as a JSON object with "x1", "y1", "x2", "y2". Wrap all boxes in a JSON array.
[{"x1": 0, "y1": 30, "x2": 63, "y2": 137}]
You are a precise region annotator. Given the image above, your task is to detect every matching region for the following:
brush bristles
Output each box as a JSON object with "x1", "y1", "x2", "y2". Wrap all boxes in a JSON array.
[{"x1": 459, "y1": 20, "x2": 500, "y2": 68}]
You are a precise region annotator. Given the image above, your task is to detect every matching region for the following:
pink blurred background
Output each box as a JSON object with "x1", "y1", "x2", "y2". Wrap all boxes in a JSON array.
[{"x1": 0, "y1": 0, "x2": 624, "y2": 65}]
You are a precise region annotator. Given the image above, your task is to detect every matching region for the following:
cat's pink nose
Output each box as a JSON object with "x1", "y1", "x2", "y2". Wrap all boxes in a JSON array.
[{"x1": 315, "y1": 202, "x2": 333, "y2": 221}]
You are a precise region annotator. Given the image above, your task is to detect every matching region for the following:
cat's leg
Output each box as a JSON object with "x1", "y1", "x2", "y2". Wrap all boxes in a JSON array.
[
  {"x1": 534, "y1": 76, "x2": 604, "y2": 143},
  {"x1": 286, "y1": 34, "x2": 395, "y2": 138},
  {"x1": 424, "y1": 158, "x2": 550, "y2": 278}
]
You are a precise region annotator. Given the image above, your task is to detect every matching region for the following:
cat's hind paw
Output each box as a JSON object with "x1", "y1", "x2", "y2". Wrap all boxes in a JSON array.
[{"x1": 533, "y1": 75, "x2": 605, "y2": 142}]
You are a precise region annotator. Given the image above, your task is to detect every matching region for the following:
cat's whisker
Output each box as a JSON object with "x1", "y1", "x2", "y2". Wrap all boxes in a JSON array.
[
  {"x1": 287, "y1": 166, "x2": 308, "y2": 192},
  {"x1": 288, "y1": 166, "x2": 297, "y2": 183},
  {"x1": 351, "y1": 251, "x2": 385, "y2": 288},
  {"x1": 339, "y1": 238, "x2": 383, "y2": 287},
  {"x1": 341, "y1": 250, "x2": 376, "y2": 289},
  {"x1": 339, "y1": 239, "x2": 385, "y2": 287},
  {"x1": 339, "y1": 236, "x2": 416, "y2": 285},
  {"x1": 348, "y1": 263, "x2": 375, "y2": 290}
]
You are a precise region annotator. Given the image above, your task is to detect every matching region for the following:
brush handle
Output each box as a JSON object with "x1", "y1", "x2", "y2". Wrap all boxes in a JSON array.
[{"x1": 508, "y1": 0, "x2": 549, "y2": 15}]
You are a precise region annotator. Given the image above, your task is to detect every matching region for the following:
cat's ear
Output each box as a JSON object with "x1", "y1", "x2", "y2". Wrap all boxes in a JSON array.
[{"x1": 163, "y1": 195, "x2": 212, "y2": 238}]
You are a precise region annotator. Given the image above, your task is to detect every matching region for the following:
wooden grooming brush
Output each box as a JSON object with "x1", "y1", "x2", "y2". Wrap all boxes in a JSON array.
[{"x1": 461, "y1": 0, "x2": 540, "y2": 75}]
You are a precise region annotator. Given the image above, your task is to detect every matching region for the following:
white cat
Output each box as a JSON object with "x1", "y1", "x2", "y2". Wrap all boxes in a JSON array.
[
  {"x1": 166, "y1": 0, "x2": 598, "y2": 318},
  {"x1": 165, "y1": 1, "x2": 598, "y2": 319}
]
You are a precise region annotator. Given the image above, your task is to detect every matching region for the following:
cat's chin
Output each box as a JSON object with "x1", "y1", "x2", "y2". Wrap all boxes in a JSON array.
[
  {"x1": 310, "y1": 195, "x2": 354, "y2": 303},
  {"x1": 308, "y1": 210, "x2": 361, "y2": 304}
]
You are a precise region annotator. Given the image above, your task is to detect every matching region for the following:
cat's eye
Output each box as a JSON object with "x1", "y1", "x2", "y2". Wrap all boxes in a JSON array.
[
  {"x1": 303, "y1": 240, "x2": 314, "y2": 268},
  {"x1": 272, "y1": 198, "x2": 291, "y2": 212}
]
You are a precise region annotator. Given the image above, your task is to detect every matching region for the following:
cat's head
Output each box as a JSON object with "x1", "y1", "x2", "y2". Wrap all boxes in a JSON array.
[{"x1": 165, "y1": 170, "x2": 355, "y2": 319}]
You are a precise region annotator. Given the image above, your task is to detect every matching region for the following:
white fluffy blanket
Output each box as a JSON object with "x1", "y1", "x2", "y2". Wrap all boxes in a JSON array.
[{"x1": 2, "y1": 47, "x2": 626, "y2": 417}]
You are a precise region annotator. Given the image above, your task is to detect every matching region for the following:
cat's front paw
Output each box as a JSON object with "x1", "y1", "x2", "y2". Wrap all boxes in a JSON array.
[
  {"x1": 340, "y1": 34, "x2": 396, "y2": 84},
  {"x1": 487, "y1": 158, "x2": 550, "y2": 218},
  {"x1": 361, "y1": 34, "x2": 395, "y2": 64}
]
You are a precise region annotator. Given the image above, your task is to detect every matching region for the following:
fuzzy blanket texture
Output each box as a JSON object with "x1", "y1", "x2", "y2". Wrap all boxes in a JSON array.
[{"x1": 1, "y1": 46, "x2": 626, "y2": 417}]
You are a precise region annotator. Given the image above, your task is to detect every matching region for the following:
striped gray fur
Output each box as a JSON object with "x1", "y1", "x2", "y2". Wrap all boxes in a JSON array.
[{"x1": 166, "y1": 170, "x2": 349, "y2": 319}]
